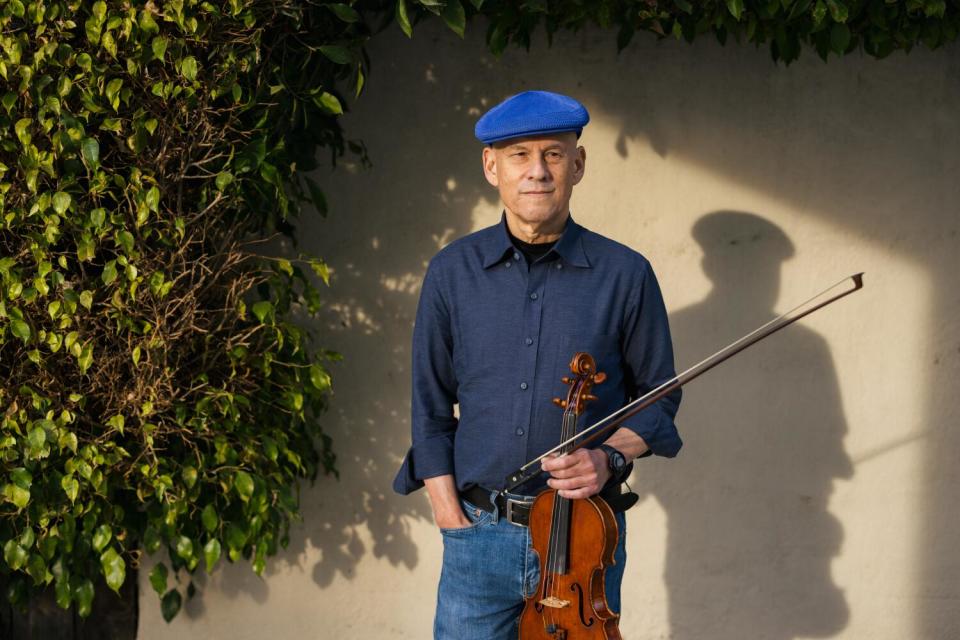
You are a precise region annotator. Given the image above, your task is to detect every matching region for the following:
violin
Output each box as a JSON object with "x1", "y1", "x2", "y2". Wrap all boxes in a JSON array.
[{"x1": 519, "y1": 352, "x2": 621, "y2": 640}]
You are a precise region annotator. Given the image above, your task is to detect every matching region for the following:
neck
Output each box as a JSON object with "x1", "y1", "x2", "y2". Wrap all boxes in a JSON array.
[{"x1": 504, "y1": 210, "x2": 569, "y2": 244}]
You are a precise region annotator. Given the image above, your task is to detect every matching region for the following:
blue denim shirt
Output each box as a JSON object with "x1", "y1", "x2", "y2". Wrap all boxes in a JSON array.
[{"x1": 393, "y1": 214, "x2": 682, "y2": 495}]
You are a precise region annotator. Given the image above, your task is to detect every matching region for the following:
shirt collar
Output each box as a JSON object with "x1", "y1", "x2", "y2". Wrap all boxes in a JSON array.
[{"x1": 481, "y1": 212, "x2": 591, "y2": 269}]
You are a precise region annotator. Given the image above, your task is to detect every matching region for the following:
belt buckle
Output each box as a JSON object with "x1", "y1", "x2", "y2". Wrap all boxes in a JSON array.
[{"x1": 505, "y1": 494, "x2": 535, "y2": 527}]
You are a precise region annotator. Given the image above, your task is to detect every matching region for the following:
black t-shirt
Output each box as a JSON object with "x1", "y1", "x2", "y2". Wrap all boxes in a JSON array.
[{"x1": 507, "y1": 227, "x2": 558, "y2": 264}]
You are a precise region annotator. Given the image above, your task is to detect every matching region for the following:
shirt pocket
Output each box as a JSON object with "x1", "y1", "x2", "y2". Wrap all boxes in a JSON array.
[{"x1": 553, "y1": 333, "x2": 624, "y2": 405}]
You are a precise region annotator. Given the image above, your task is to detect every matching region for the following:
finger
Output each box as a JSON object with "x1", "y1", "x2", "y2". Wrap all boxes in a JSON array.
[
  {"x1": 541, "y1": 453, "x2": 577, "y2": 472},
  {"x1": 557, "y1": 487, "x2": 595, "y2": 500},
  {"x1": 547, "y1": 473, "x2": 600, "y2": 491}
]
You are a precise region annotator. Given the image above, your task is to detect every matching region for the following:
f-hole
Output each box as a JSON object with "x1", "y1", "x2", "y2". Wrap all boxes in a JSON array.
[{"x1": 570, "y1": 583, "x2": 594, "y2": 627}]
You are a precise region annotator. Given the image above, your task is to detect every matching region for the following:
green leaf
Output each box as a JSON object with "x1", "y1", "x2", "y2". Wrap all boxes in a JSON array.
[
  {"x1": 92, "y1": 524, "x2": 112, "y2": 552},
  {"x1": 52, "y1": 192, "x2": 72, "y2": 215},
  {"x1": 397, "y1": 0, "x2": 413, "y2": 37},
  {"x1": 105, "y1": 78, "x2": 123, "y2": 111},
  {"x1": 117, "y1": 230, "x2": 134, "y2": 253},
  {"x1": 149, "y1": 562, "x2": 168, "y2": 596},
  {"x1": 830, "y1": 22, "x2": 851, "y2": 53},
  {"x1": 175, "y1": 535, "x2": 194, "y2": 561},
  {"x1": 81, "y1": 138, "x2": 100, "y2": 169},
  {"x1": 55, "y1": 573, "x2": 72, "y2": 608},
  {"x1": 74, "y1": 579, "x2": 95, "y2": 617},
  {"x1": 215, "y1": 171, "x2": 234, "y2": 191},
  {"x1": 234, "y1": 470, "x2": 254, "y2": 501},
  {"x1": 27, "y1": 553, "x2": 48, "y2": 585},
  {"x1": 319, "y1": 46, "x2": 352, "y2": 64},
  {"x1": 161, "y1": 589, "x2": 181, "y2": 622},
  {"x1": 61, "y1": 475, "x2": 79, "y2": 502},
  {"x1": 726, "y1": 0, "x2": 745, "y2": 20},
  {"x1": 203, "y1": 538, "x2": 221, "y2": 573},
  {"x1": 77, "y1": 234, "x2": 96, "y2": 262},
  {"x1": 10, "y1": 318, "x2": 31, "y2": 342},
  {"x1": 102, "y1": 260, "x2": 117, "y2": 285},
  {"x1": 4, "y1": 540, "x2": 28, "y2": 570},
  {"x1": 143, "y1": 526, "x2": 162, "y2": 554},
  {"x1": 4, "y1": 483, "x2": 30, "y2": 509},
  {"x1": 826, "y1": 0, "x2": 848, "y2": 23},
  {"x1": 309, "y1": 364, "x2": 331, "y2": 391},
  {"x1": 181, "y1": 56, "x2": 198, "y2": 81},
  {"x1": 201, "y1": 504, "x2": 218, "y2": 532},
  {"x1": 79, "y1": 290, "x2": 94, "y2": 309},
  {"x1": 309, "y1": 259, "x2": 330, "y2": 284},
  {"x1": 441, "y1": 0, "x2": 466, "y2": 38},
  {"x1": 328, "y1": 3, "x2": 360, "y2": 22},
  {"x1": 28, "y1": 425, "x2": 46, "y2": 450},
  {"x1": 315, "y1": 92, "x2": 343, "y2": 115},
  {"x1": 251, "y1": 300, "x2": 273, "y2": 323},
  {"x1": 10, "y1": 468, "x2": 32, "y2": 490},
  {"x1": 100, "y1": 547, "x2": 125, "y2": 593},
  {"x1": 145, "y1": 186, "x2": 160, "y2": 213},
  {"x1": 181, "y1": 465, "x2": 197, "y2": 488},
  {"x1": 78, "y1": 342, "x2": 94, "y2": 374},
  {"x1": 151, "y1": 36, "x2": 167, "y2": 60},
  {"x1": 58, "y1": 432, "x2": 78, "y2": 454}
]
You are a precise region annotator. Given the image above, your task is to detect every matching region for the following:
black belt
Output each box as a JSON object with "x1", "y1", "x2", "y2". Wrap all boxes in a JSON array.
[
  {"x1": 461, "y1": 483, "x2": 638, "y2": 528},
  {"x1": 461, "y1": 485, "x2": 535, "y2": 527}
]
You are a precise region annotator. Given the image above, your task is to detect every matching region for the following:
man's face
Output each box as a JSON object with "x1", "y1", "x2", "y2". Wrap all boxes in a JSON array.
[{"x1": 482, "y1": 133, "x2": 586, "y2": 234}]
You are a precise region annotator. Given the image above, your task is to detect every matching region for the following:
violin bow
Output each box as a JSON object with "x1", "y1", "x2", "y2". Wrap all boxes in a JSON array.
[{"x1": 504, "y1": 273, "x2": 865, "y2": 493}]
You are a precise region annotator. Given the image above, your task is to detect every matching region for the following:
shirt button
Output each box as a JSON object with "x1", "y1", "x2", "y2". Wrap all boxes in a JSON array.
[
  {"x1": 524, "y1": 337, "x2": 533, "y2": 346},
  {"x1": 513, "y1": 252, "x2": 521, "y2": 261},
  {"x1": 515, "y1": 427, "x2": 525, "y2": 436},
  {"x1": 556, "y1": 263, "x2": 563, "y2": 270},
  {"x1": 520, "y1": 382, "x2": 528, "y2": 390},
  {"x1": 529, "y1": 292, "x2": 538, "y2": 300},
  {"x1": 505, "y1": 261, "x2": 512, "y2": 268}
]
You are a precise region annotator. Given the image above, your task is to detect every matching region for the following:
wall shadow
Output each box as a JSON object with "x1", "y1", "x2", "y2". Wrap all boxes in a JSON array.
[{"x1": 635, "y1": 211, "x2": 851, "y2": 639}]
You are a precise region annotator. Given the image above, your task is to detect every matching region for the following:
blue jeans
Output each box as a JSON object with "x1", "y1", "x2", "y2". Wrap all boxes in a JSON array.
[{"x1": 434, "y1": 494, "x2": 627, "y2": 640}]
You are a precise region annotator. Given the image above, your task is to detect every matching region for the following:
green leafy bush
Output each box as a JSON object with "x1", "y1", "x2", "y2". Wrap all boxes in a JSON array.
[{"x1": 0, "y1": 0, "x2": 369, "y2": 621}]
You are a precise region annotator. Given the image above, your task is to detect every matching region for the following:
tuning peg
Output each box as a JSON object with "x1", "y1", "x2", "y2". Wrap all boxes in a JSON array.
[
  {"x1": 561, "y1": 376, "x2": 571, "y2": 385},
  {"x1": 592, "y1": 372, "x2": 607, "y2": 384},
  {"x1": 584, "y1": 394, "x2": 598, "y2": 402},
  {"x1": 552, "y1": 398, "x2": 566, "y2": 408}
]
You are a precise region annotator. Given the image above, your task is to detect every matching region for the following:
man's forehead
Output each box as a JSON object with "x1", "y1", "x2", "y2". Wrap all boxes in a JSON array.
[{"x1": 494, "y1": 132, "x2": 579, "y2": 150}]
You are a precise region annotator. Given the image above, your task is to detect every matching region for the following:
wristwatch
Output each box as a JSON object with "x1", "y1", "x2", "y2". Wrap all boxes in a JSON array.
[{"x1": 598, "y1": 444, "x2": 628, "y2": 482}]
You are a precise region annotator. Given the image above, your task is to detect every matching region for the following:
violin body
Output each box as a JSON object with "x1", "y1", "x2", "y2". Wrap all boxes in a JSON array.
[{"x1": 519, "y1": 489, "x2": 621, "y2": 640}]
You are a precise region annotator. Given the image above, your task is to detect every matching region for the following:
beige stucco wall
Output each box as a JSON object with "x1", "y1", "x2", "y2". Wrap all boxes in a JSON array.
[{"x1": 138, "y1": 19, "x2": 960, "y2": 640}]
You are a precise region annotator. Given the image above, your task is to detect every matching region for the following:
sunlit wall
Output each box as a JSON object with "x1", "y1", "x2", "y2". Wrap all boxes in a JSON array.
[{"x1": 139, "y1": 20, "x2": 960, "y2": 640}]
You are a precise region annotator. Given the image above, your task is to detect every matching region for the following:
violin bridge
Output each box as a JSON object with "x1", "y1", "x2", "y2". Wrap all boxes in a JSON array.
[{"x1": 538, "y1": 596, "x2": 570, "y2": 609}]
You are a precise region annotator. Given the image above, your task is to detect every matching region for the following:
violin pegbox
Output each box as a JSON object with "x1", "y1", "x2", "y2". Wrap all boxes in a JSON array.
[{"x1": 551, "y1": 352, "x2": 606, "y2": 413}]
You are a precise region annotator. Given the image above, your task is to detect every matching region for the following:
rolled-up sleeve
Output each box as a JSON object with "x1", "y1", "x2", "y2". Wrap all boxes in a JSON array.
[
  {"x1": 393, "y1": 259, "x2": 459, "y2": 494},
  {"x1": 618, "y1": 262, "x2": 682, "y2": 458}
]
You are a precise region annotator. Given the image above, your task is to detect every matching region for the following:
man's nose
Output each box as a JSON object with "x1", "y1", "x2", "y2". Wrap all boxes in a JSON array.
[{"x1": 527, "y1": 154, "x2": 550, "y2": 181}]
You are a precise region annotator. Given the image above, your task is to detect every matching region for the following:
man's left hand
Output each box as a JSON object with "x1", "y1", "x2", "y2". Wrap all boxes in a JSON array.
[{"x1": 541, "y1": 449, "x2": 611, "y2": 499}]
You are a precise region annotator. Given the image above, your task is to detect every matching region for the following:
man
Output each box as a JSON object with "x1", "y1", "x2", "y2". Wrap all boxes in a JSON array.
[{"x1": 393, "y1": 90, "x2": 682, "y2": 640}]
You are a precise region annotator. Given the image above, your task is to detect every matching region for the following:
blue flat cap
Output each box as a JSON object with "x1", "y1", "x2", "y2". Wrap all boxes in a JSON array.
[{"x1": 474, "y1": 90, "x2": 590, "y2": 145}]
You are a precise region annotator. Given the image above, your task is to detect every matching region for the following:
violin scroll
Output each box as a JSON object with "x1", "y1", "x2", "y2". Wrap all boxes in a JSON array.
[{"x1": 551, "y1": 352, "x2": 605, "y2": 414}]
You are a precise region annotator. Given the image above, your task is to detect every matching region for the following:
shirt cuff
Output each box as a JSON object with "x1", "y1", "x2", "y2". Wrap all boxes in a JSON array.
[
  {"x1": 618, "y1": 406, "x2": 683, "y2": 459},
  {"x1": 392, "y1": 432, "x2": 455, "y2": 495}
]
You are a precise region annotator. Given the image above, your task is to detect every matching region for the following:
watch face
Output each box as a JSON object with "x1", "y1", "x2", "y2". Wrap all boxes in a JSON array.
[{"x1": 610, "y1": 451, "x2": 626, "y2": 473}]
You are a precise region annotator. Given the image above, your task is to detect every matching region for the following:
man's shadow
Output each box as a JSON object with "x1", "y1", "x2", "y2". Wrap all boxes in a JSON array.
[{"x1": 634, "y1": 211, "x2": 852, "y2": 639}]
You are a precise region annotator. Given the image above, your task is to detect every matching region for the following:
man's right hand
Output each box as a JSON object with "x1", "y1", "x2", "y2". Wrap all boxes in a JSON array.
[{"x1": 424, "y1": 475, "x2": 472, "y2": 529}]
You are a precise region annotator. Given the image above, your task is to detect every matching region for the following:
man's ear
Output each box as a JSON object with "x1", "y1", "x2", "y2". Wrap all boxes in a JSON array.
[
  {"x1": 572, "y1": 145, "x2": 586, "y2": 186},
  {"x1": 482, "y1": 146, "x2": 499, "y2": 187}
]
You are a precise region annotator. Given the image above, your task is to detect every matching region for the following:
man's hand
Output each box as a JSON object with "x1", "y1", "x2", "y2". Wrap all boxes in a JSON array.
[
  {"x1": 424, "y1": 475, "x2": 472, "y2": 529},
  {"x1": 541, "y1": 448, "x2": 611, "y2": 499}
]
